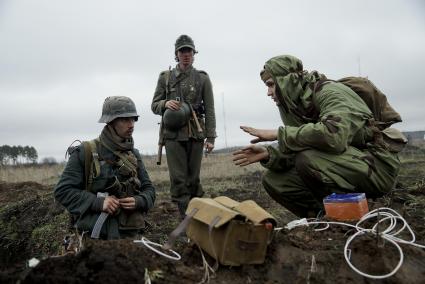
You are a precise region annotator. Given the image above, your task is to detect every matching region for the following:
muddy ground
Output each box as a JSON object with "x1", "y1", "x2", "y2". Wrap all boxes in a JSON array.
[{"x1": 1, "y1": 162, "x2": 425, "y2": 283}]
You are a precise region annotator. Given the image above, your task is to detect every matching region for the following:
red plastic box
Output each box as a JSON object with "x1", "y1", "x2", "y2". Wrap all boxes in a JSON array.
[{"x1": 323, "y1": 193, "x2": 369, "y2": 221}]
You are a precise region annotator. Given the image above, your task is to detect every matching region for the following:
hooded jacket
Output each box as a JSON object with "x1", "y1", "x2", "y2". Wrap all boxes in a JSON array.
[{"x1": 261, "y1": 55, "x2": 378, "y2": 169}]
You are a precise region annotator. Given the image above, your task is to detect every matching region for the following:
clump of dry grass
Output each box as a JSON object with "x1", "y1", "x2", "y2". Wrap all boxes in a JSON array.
[
  {"x1": 0, "y1": 164, "x2": 64, "y2": 185},
  {"x1": 143, "y1": 153, "x2": 263, "y2": 184}
]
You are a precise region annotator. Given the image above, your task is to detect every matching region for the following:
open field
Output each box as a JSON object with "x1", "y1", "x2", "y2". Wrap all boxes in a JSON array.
[
  {"x1": 1, "y1": 146, "x2": 425, "y2": 283},
  {"x1": 0, "y1": 153, "x2": 264, "y2": 185}
]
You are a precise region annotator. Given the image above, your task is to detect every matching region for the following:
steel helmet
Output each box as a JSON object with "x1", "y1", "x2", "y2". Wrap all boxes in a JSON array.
[
  {"x1": 98, "y1": 96, "x2": 139, "y2": 123},
  {"x1": 163, "y1": 102, "x2": 191, "y2": 130},
  {"x1": 175, "y1": 35, "x2": 197, "y2": 53}
]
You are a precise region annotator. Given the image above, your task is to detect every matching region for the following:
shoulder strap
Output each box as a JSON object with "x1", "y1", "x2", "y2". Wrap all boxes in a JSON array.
[
  {"x1": 83, "y1": 139, "x2": 101, "y2": 191},
  {"x1": 83, "y1": 141, "x2": 92, "y2": 191},
  {"x1": 165, "y1": 67, "x2": 171, "y2": 98},
  {"x1": 311, "y1": 79, "x2": 333, "y2": 94}
]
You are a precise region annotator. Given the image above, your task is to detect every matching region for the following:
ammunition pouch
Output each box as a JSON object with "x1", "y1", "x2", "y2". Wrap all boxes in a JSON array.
[
  {"x1": 104, "y1": 175, "x2": 145, "y2": 231},
  {"x1": 116, "y1": 160, "x2": 134, "y2": 177},
  {"x1": 185, "y1": 196, "x2": 276, "y2": 266},
  {"x1": 104, "y1": 176, "x2": 141, "y2": 198},
  {"x1": 118, "y1": 210, "x2": 145, "y2": 231}
]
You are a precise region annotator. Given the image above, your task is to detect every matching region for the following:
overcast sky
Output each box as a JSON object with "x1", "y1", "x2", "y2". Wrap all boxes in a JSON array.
[{"x1": 1, "y1": 0, "x2": 424, "y2": 161}]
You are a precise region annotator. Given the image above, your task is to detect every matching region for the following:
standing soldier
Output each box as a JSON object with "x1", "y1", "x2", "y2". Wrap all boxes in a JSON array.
[{"x1": 151, "y1": 35, "x2": 216, "y2": 218}]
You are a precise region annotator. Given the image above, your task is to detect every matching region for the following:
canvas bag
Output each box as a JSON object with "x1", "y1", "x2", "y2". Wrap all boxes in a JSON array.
[
  {"x1": 338, "y1": 77, "x2": 402, "y2": 128},
  {"x1": 313, "y1": 77, "x2": 407, "y2": 151},
  {"x1": 185, "y1": 196, "x2": 276, "y2": 266}
]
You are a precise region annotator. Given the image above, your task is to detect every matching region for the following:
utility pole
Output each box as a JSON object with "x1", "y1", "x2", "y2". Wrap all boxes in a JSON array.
[
  {"x1": 221, "y1": 92, "x2": 228, "y2": 148},
  {"x1": 358, "y1": 56, "x2": 362, "y2": 77}
]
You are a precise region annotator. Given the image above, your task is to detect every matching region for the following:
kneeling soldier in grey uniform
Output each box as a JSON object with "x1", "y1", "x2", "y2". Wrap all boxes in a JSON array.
[{"x1": 55, "y1": 96, "x2": 156, "y2": 239}]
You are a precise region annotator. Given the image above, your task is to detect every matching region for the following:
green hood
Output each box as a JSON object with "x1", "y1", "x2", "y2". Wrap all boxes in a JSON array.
[{"x1": 263, "y1": 55, "x2": 326, "y2": 126}]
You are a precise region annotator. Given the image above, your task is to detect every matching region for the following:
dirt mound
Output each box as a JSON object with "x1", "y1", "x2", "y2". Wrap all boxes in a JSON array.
[
  {"x1": 22, "y1": 220, "x2": 425, "y2": 284},
  {"x1": 23, "y1": 239, "x2": 203, "y2": 284},
  {"x1": 0, "y1": 182, "x2": 68, "y2": 284},
  {"x1": 0, "y1": 181, "x2": 49, "y2": 205},
  {"x1": 266, "y1": 224, "x2": 425, "y2": 284}
]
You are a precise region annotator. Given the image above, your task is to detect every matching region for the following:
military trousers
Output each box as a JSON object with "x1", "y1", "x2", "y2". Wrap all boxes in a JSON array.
[
  {"x1": 262, "y1": 146, "x2": 400, "y2": 217},
  {"x1": 165, "y1": 139, "x2": 205, "y2": 214}
]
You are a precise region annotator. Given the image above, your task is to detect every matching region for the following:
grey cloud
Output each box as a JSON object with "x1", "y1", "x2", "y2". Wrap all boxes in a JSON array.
[{"x1": 1, "y1": 0, "x2": 424, "y2": 160}]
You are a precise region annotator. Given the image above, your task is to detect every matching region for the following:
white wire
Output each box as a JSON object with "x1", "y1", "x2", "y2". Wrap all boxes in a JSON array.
[
  {"x1": 134, "y1": 237, "x2": 181, "y2": 261},
  {"x1": 344, "y1": 230, "x2": 404, "y2": 279},
  {"x1": 285, "y1": 207, "x2": 425, "y2": 279}
]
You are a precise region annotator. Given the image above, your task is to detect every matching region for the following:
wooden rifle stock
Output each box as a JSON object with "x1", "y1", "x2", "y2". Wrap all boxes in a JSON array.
[
  {"x1": 156, "y1": 118, "x2": 164, "y2": 165},
  {"x1": 157, "y1": 144, "x2": 163, "y2": 165},
  {"x1": 189, "y1": 104, "x2": 203, "y2": 133}
]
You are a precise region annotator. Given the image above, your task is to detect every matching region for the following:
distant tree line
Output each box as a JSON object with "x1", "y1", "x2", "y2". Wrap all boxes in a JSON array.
[{"x1": 0, "y1": 145, "x2": 38, "y2": 165}]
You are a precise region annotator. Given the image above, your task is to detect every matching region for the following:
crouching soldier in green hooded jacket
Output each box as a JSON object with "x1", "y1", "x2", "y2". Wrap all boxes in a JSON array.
[
  {"x1": 233, "y1": 55, "x2": 405, "y2": 217},
  {"x1": 55, "y1": 96, "x2": 156, "y2": 239}
]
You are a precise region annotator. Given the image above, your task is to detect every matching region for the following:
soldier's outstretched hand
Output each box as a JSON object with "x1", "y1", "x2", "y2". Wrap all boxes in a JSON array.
[
  {"x1": 240, "y1": 126, "x2": 278, "y2": 143},
  {"x1": 232, "y1": 145, "x2": 269, "y2": 166}
]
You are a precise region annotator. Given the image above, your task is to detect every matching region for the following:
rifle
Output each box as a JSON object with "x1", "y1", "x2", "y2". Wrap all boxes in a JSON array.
[
  {"x1": 188, "y1": 103, "x2": 203, "y2": 133},
  {"x1": 157, "y1": 67, "x2": 171, "y2": 165},
  {"x1": 157, "y1": 120, "x2": 164, "y2": 165}
]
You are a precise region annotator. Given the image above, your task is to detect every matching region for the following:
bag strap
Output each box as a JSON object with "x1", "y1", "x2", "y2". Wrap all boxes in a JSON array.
[
  {"x1": 162, "y1": 208, "x2": 199, "y2": 250},
  {"x1": 83, "y1": 141, "x2": 92, "y2": 191},
  {"x1": 83, "y1": 138, "x2": 101, "y2": 192},
  {"x1": 208, "y1": 216, "x2": 221, "y2": 271},
  {"x1": 165, "y1": 67, "x2": 171, "y2": 98}
]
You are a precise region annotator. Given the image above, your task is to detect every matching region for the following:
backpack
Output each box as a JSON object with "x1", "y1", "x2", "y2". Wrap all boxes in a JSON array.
[
  {"x1": 315, "y1": 77, "x2": 402, "y2": 129},
  {"x1": 338, "y1": 77, "x2": 402, "y2": 129},
  {"x1": 66, "y1": 139, "x2": 100, "y2": 192}
]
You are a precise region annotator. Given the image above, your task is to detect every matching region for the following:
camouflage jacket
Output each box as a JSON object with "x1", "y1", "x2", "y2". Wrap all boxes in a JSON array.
[
  {"x1": 54, "y1": 142, "x2": 156, "y2": 239},
  {"x1": 151, "y1": 65, "x2": 216, "y2": 143},
  {"x1": 261, "y1": 55, "x2": 385, "y2": 171}
]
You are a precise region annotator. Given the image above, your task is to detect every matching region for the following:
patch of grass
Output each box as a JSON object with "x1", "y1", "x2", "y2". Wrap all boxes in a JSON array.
[
  {"x1": 30, "y1": 212, "x2": 69, "y2": 257},
  {"x1": 0, "y1": 164, "x2": 64, "y2": 185}
]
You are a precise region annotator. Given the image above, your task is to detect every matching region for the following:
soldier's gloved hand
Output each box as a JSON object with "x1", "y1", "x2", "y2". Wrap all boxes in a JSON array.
[
  {"x1": 102, "y1": 196, "x2": 120, "y2": 214},
  {"x1": 240, "y1": 126, "x2": 278, "y2": 143},
  {"x1": 119, "y1": 197, "x2": 136, "y2": 210},
  {"x1": 204, "y1": 142, "x2": 214, "y2": 153},
  {"x1": 232, "y1": 145, "x2": 269, "y2": 166},
  {"x1": 165, "y1": 100, "x2": 181, "y2": 110}
]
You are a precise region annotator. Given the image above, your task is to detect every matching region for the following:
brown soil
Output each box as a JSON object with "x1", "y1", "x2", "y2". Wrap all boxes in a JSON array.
[
  {"x1": 1, "y1": 174, "x2": 425, "y2": 284},
  {"x1": 0, "y1": 181, "x2": 49, "y2": 204}
]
